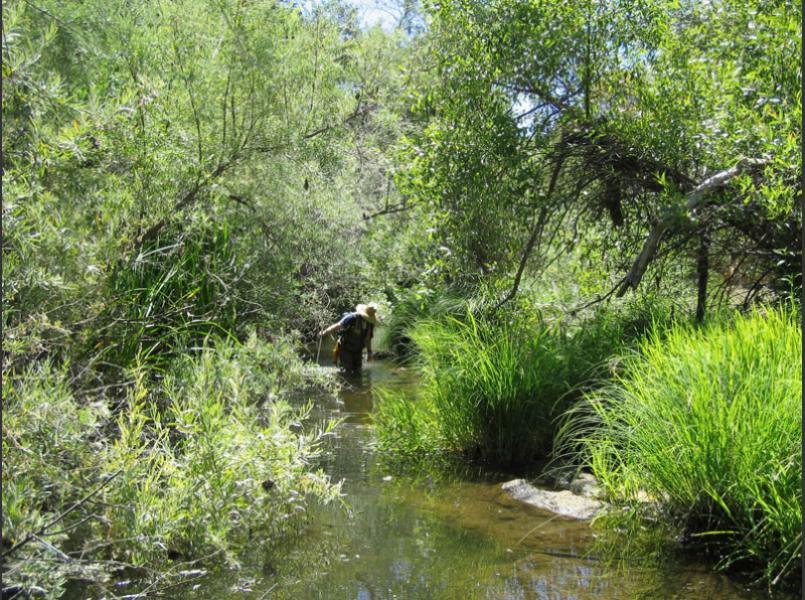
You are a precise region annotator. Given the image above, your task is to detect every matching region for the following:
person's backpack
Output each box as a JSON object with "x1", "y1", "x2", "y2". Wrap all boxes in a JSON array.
[{"x1": 339, "y1": 312, "x2": 370, "y2": 352}]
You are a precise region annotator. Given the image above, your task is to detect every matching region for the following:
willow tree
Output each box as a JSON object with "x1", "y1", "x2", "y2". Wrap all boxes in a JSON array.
[
  {"x1": 3, "y1": 0, "x2": 419, "y2": 374},
  {"x1": 400, "y1": 0, "x2": 801, "y2": 315}
]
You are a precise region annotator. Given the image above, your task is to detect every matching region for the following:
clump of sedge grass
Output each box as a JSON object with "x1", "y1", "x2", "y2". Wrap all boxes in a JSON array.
[
  {"x1": 375, "y1": 300, "x2": 661, "y2": 466},
  {"x1": 382, "y1": 287, "x2": 469, "y2": 361},
  {"x1": 377, "y1": 310, "x2": 573, "y2": 465},
  {"x1": 558, "y1": 306, "x2": 802, "y2": 588},
  {"x1": 416, "y1": 312, "x2": 567, "y2": 464}
]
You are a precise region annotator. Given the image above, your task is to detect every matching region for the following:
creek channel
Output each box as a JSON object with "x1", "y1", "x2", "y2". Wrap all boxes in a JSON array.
[{"x1": 183, "y1": 344, "x2": 779, "y2": 600}]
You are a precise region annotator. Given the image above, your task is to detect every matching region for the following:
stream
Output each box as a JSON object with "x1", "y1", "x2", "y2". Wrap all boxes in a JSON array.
[{"x1": 182, "y1": 351, "x2": 777, "y2": 599}]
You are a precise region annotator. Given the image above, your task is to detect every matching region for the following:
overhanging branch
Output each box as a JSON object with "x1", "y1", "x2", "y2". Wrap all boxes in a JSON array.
[{"x1": 616, "y1": 158, "x2": 766, "y2": 297}]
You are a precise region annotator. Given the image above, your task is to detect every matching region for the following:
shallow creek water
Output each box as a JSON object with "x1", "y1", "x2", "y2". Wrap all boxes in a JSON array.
[{"x1": 181, "y1": 353, "x2": 776, "y2": 600}]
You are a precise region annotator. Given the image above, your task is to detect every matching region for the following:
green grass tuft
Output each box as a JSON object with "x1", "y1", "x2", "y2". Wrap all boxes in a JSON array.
[
  {"x1": 376, "y1": 303, "x2": 645, "y2": 466},
  {"x1": 382, "y1": 287, "x2": 471, "y2": 361},
  {"x1": 559, "y1": 306, "x2": 802, "y2": 588}
]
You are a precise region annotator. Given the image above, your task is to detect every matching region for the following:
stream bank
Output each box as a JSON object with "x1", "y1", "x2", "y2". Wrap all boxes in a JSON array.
[{"x1": 173, "y1": 355, "x2": 779, "y2": 599}]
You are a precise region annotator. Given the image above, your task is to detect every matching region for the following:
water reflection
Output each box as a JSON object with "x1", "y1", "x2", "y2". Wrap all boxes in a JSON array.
[{"x1": 178, "y1": 358, "x2": 779, "y2": 600}]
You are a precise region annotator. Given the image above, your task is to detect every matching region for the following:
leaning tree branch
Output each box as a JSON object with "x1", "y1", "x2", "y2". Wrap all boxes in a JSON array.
[
  {"x1": 616, "y1": 158, "x2": 766, "y2": 297},
  {"x1": 363, "y1": 201, "x2": 410, "y2": 220},
  {"x1": 494, "y1": 151, "x2": 566, "y2": 310},
  {"x1": 251, "y1": 101, "x2": 368, "y2": 154},
  {"x1": 132, "y1": 161, "x2": 232, "y2": 250},
  {"x1": 568, "y1": 277, "x2": 627, "y2": 315}
]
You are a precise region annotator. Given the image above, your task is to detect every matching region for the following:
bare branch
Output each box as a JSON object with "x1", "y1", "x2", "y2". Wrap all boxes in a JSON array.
[
  {"x1": 495, "y1": 151, "x2": 566, "y2": 310},
  {"x1": 363, "y1": 201, "x2": 410, "y2": 220}
]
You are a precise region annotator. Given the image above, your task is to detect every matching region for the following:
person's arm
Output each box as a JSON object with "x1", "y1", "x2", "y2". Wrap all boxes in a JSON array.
[
  {"x1": 320, "y1": 322, "x2": 343, "y2": 336},
  {"x1": 321, "y1": 313, "x2": 355, "y2": 336},
  {"x1": 365, "y1": 326, "x2": 374, "y2": 361}
]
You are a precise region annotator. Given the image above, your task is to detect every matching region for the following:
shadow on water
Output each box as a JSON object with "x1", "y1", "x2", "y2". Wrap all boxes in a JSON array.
[{"x1": 178, "y1": 345, "x2": 784, "y2": 600}]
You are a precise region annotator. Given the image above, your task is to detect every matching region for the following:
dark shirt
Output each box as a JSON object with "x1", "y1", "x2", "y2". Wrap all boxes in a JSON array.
[
  {"x1": 339, "y1": 313, "x2": 359, "y2": 328},
  {"x1": 338, "y1": 312, "x2": 373, "y2": 351}
]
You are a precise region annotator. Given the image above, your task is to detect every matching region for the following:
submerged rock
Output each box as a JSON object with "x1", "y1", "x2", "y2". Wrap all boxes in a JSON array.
[{"x1": 501, "y1": 479, "x2": 604, "y2": 520}]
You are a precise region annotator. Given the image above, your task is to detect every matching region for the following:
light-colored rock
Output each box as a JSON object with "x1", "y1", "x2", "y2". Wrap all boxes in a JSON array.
[
  {"x1": 568, "y1": 472, "x2": 603, "y2": 499},
  {"x1": 501, "y1": 479, "x2": 604, "y2": 520}
]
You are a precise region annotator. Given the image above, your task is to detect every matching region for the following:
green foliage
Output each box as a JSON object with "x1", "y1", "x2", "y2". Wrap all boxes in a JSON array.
[
  {"x1": 377, "y1": 300, "x2": 655, "y2": 465},
  {"x1": 373, "y1": 386, "x2": 444, "y2": 457},
  {"x1": 2, "y1": 361, "x2": 111, "y2": 596},
  {"x1": 382, "y1": 286, "x2": 471, "y2": 360},
  {"x1": 2, "y1": 335, "x2": 340, "y2": 598},
  {"x1": 2, "y1": 0, "x2": 422, "y2": 370},
  {"x1": 2, "y1": 0, "x2": 424, "y2": 594},
  {"x1": 559, "y1": 307, "x2": 802, "y2": 587},
  {"x1": 416, "y1": 311, "x2": 564, "y2": 464},
  {"x1": 4, "y1": 0, "x2": 801, "y2": 593},
  {"x1": 401, "y1": 0, "x2": 801, "y2": 304},
  {"x1": 101, "y1": 334, "x2": 340, "y2": 564},
  {"x1": 91, "y1": 224, "x2": 243, "y2": 370}
]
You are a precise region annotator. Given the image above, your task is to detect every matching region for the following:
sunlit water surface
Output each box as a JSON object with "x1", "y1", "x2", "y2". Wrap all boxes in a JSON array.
[{"x1": 173, "y1": 351, "x2": 781, "y2": 600}]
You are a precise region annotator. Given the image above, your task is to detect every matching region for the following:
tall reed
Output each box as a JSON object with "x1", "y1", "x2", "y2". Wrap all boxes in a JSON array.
[
  {"x1": 558, "y1": 306, "x2": 802, "y2": 587},
  {"x1": 95, "y1": 224, "x2": 246, "y2": 371},
  {"x1": 377, "y1": 306, "x2": 621, "y2": 465}
]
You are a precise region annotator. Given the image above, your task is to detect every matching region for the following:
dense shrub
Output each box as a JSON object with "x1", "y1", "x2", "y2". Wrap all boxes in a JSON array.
[
  {"x1": 559, "y1": 307, "x2": 802, "y2": 587},
  {"x1": 2, "y1": 335, "x2": 340, "y2": 598},
  {"x1": 2, "y1": 361, "x2": 111, "y2": 595}
]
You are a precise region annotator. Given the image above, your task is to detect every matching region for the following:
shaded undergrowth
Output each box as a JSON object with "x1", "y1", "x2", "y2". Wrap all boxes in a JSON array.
[{"x1": 381, "y1": 287, "x2": 474, "y2": 362}]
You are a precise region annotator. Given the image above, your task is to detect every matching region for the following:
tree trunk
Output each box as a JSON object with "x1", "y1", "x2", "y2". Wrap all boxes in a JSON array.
[
  {"x1": 494, "y1": 153, "x2": 565, "y2": 310},
  {"x1": 695, "y1": 231, "x2": 710, "y2": 323}
]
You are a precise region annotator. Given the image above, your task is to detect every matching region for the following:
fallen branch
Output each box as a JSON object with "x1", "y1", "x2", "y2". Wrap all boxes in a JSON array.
[{"x1": 567, "y1": 277, "x2": 627, "y2": 315}]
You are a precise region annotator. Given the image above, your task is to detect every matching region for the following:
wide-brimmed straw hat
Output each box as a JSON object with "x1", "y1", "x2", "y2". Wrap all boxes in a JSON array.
[{"x1": 355, "y1": 303, "x2": 381, "y2": 325}]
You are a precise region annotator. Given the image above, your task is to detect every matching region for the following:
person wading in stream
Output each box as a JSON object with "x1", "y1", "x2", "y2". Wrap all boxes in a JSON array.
[{"x1": 319, "y1": 303, "x2": 381, "y2": 374}]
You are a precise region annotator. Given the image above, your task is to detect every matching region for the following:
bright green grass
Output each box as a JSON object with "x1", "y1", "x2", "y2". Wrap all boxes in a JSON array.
[
  {"x1": 382, "y1": 287, "x2": 472, "y2": 361},
  {"x1": 559, "y1": 306, "x2": 802, "y2": 587},
  {"x1": 375, "y1": 306, "x2": 637, "y2": 465},
  {"x1": 373, "y1": 385, "x2": 445, "y2": 458}
]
